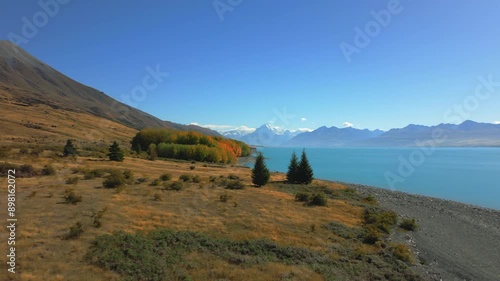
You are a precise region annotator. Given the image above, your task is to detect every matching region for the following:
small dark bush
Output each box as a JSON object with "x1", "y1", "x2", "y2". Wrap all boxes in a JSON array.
[
  {"x1": 364, "y1": 195, "x2": 378, "y2": 205},
  {"x1": 363, "y1": 207, "x2": 398, "y2": 234},
  {"x1": 153, "y1": 193, "x2": 162, "y2": 201},
  {"x1": 225, "y1": 180, "x2": 244, "y2": 190},
  {"x1": 64, "y1": 189, "x2": 82, "y2": 204},
  {"x1": 295, "y1": 192, "x2": 310, "y2": 202},
  {"x1": 41, "y1": 164, "x2": 56, "y2": 175},
  {"x1": 84, "y1": 169, "x2": 107, "y2": 180},
  {"x1": 103, "y1": 171, "x2": 125, "y2": 189},
  {"x1": 18, "y1": 164, "x2": 38, "y2": 177},
  {"x1": 389, "y1": 243, "x2": 413, "y2": 264},
  {"x1": 309, "y1": 193, "x2": 327, "y2": 206},
  {"x1": 65, "y1": 176, "x2": 79, "y2": 185},
  {"x1": 159, "y1": 173, "x2": 172, "y2": 181},
  {"x1": 189, "y1": 165, "x2": 195, "y2": 170},
  {"x1": 150, "y1": 178, "x2": 161, "y2": 186},
  {"x1": 399, "y1": 218, "x2": 418, "y2": 231},
  {"x1": 63, "y1": 222, "x2": 84, "y2": 240},
  {"x1": 167, "y1": 181, "x2": 184, "y2": 191},
  {"x1": 135, "y1": 177, "x2": 149, "y2": 184},
  {"x1": 192, "y1": 175, "x2": 201, "y2": 183},
  {"x1": 179, "y1": 174, "x2": 191, "y2": 182}
]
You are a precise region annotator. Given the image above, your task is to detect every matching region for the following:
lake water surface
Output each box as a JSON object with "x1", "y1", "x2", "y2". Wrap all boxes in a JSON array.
[{"x1": 254, "y1": 147, "x2": 500, "y2": 210}]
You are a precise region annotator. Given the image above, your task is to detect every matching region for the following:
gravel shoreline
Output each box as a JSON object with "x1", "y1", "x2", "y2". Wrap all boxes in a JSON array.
[{"x1": 344, "y1": 182, "x2": 500, "y2": 281}]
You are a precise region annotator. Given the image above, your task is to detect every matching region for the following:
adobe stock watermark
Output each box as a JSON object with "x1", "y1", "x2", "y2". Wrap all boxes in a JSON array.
[
  {"x1": 213, "y1": 0, "x2": 243, "y2": 22},
  {"x1": 84, "y1": 65, "x2": 169, "y2": 142},
  {"x1": 7, "y1": 0, "x2": 71, "y2": 49},
  {"x1": 339, "y1": 0, "x2": 406, "y2": 63},
  {"x1": 384, "y1": 74, "x2": 500, "y2": 189}
]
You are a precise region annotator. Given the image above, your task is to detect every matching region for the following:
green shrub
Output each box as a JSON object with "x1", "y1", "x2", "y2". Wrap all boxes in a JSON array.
[
  {"x1": 363, "y1": 195, "x2": 378, "y2": 205},
  {"x1": 225, "y1": 180, "x2": 244, "y2": 190},
  {"x1": 135, "y1": 177, "x2": 149, "y2": 184},
  {"x1": 192, "y1": 175, "x2": 201, "y2": 183},
  {"x1": 65, "y1": 176, "x2": 79, "y2": 185},
  {"x1": 41, "y1": 164, "x2": 56, "y2": 175},
  {"x1": 323, "y1": 222, "x2": 363, "y2": 240},
  {"x1": 179, "y1": 174, "x2": 191, "y2": 182},
  {"x1": 363, "y1": 207, "x2": 397, "y2": 234},
  {"x1": 64, "y1": 189, "x2": 82, "y2": 204},
  {"x1": 389, "y1": 243, "x2": 413, "y2": 264},
  {"x1": 150, "y1": 178, "x2": 161, "y2": 186},
  {"x1": 309, "y1": 193, "x2": 327, "y2": 206},
  {"x1": 399, "y1": 218, "x2": 418, "y2": 231},
  {"x1": 84, "y1": 169, "x2": 107, "y2": 180},
  {"x1": 63, "y1": 222, "x2": 84, "y2": 240},
  {"x1": 102, "y1": 171, "x2": 125, "y2": 189},
  {"x1": 295, "y1": 192, "x2": 310, "y2": 202},
  {"x1": 189, "y1": 165, "x2": 195, "y2": 170},
  {"x1": 167, "y1": 181, "x2": 184, "y2": 191},
  {"x1": 159, "y1": 173, "x2": 172, "y2": 181}
]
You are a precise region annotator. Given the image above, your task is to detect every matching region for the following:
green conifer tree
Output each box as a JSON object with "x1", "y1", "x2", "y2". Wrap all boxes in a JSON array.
[
  {"x1": 252, "y1": 153, "x2": 270, "y2": 187},
  {"x1": 108, "y1": 141, "x2": 124, "y2": 162},
  {"x1": 297, "y1": 149, "x2": 314, "y2": 184},
  {"x1": 63, "y1": 139, "x2": 77, "y2": 157},
  {"x1": 286, "y1": 151, "x2": 299, "y2": 183}
]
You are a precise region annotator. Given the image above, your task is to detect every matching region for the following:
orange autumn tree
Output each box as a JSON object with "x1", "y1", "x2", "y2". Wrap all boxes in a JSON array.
[{"x1": 131, "y1": 129, "x2": 250, "y2": 164}]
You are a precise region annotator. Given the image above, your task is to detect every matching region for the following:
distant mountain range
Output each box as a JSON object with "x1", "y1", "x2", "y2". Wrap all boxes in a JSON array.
[
  {"x1": 222, "y1": 121, "x2": 500, "y2": 147},
  {"x1": 222, "y1": 124, "x2": 310, "y2": 146}
]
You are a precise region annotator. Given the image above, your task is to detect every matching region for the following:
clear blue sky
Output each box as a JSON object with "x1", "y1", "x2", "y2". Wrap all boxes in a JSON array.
[{"x1": 2, "y1": 0, "x2": 500, "y2": 131}]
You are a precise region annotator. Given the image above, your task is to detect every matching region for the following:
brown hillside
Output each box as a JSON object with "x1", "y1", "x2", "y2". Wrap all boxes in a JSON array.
[{"x1": 0, "y1": 40, "x2": 218, "y2": 136}]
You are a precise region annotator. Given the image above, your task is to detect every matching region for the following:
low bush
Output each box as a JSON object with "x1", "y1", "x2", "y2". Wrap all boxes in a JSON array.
[
  {"x1": 150, "y1": 178, "x2": 161, "y2": 186},
  {"x1": 102, "y1": 170, "x2": 125, "y2": 189},
  {"x1": 189, "y1": 165, "x2": 195, "y2": 170},
  {"x1": 363, "y1": 195, "x2": 378, "y2": 205},
  {"x1": 389, "y1": 243, "x2": 413, "y2": 264},
  {"x1": 84, "y1": 169, "x2": 107, "y2": 180},
  {"x1": 41, "y1": 164, "x2": 56, "y2": 176},
  {"x1": 295, "y1": 192, "x2": 310, "y2": 202},
  {"x1": 63, "y1": 189, "x2": 82, "y2": 204},
  {"x1": 167, "y1": 181, "x2": 183, "y2": 191},
  {"x1": 399, "y1": 218, "x2": 418, "y2": 231},
  {"x1": 65, "y1": 177, "x2": 79, "y2": 185},
  {"x1": 192, "y1": 175, "x2": 201, "y2": 183},
  {"x1": 179, "y1": 174, "x2": 191, "y2": 182},
  {"x1": 63, "y1": 222, "x2": 84, "y2": 240},
  {"x1": 323, "y1": 222, "x2": 364, "y2": 240},
  {"x1": 135, "y1": 177, "x2": 149, "y2": 184},
  {"x1": 159, "y1": 173, "x2": 172, "y2": 181},
  {"x1": 225, "y1": 180, "x2": 244, "y2": 190},
  {"x1": 363, "y1": 207, "x2": 397, "y2": 234},
  {"x1": 309, "y1": 193, "x2": 328, "y2": 206}
]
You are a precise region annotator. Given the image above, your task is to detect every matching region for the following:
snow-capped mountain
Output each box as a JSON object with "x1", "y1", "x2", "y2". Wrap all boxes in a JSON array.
[{"x1": 222, "y1": 124, "x2": 311, "y2": 146}]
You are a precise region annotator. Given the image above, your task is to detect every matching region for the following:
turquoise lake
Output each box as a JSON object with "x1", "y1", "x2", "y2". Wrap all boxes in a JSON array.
[{"x1": 253, "y1": 147, "x2": 500, "y2": 210}]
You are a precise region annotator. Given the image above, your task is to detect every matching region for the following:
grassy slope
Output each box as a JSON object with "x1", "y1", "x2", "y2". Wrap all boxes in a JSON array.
[{"x1": 0, "y1": 151, "x2": 421, "y2": 281}]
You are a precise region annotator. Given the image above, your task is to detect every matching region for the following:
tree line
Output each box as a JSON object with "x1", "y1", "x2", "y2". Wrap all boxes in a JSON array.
[
  {"x1": 252, "y1": 149, "x2": 314, "y2": 186},
  {"x1": 131, "y1": 129, "x2": 251, "y2": 164}
]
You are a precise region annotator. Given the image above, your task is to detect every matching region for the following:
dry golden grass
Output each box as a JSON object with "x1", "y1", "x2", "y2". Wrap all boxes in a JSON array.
[
  {"x1": 0, "y1": 102, "x2": 137, "y2": 147},
  {"x1": 0, "y1": 155, "x2": 370, "y2": 281}
]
